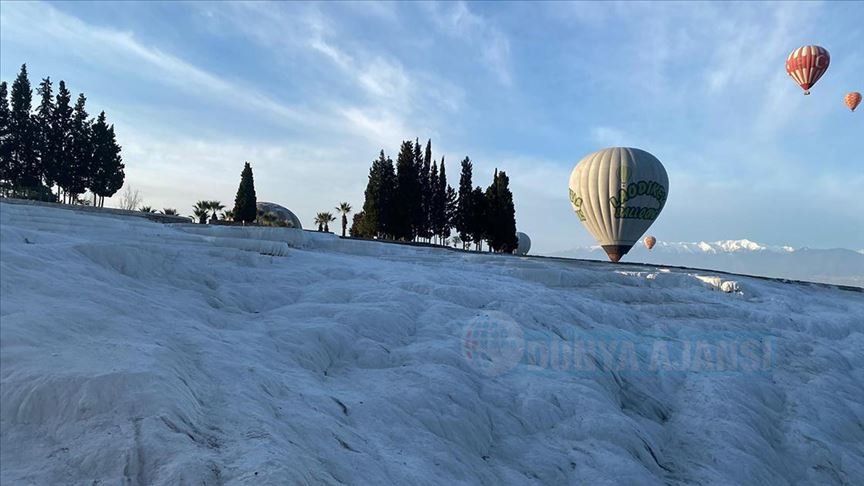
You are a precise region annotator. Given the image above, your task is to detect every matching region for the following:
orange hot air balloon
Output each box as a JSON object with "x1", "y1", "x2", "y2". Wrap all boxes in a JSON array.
[
  {"x1": 644, "y1": 235, "x2": 656, "y2": 250},
  {"x1": 786, "y1": 45, "x2": 830, "y2": 95},
  {"x1": 845, "y1": 92, "x2": 862, "y2": 112}
]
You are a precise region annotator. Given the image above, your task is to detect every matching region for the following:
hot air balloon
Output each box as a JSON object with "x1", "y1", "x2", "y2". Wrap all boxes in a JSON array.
[
  {"x1": 568, "y1": 147, "x2": 669, "y2": 263},
  {"x1": 515, "y1": 232, "x2": 531, "y2": 255},
  {"x1": 845, "y1": 92, "x2": 862, "y2": 112},
  {"x1": 644, "y1": 235, "x2": 657, "y2": 250},
  {"x1": 786, "y1": 45, "x2": 830, "y2": 95}
]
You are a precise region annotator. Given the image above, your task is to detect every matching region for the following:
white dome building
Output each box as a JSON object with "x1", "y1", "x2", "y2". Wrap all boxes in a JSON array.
[
  {"x1": 256, "y1": 202, "x2": 302, "y2": 229},
  {"x1": 515, "y1": 232, "x2": 531, "y2": 255}
]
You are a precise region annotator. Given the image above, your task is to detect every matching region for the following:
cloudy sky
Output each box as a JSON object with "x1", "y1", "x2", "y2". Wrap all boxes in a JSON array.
[{"x1": 2, "y1": 1, "x2": 862, "y2": 253}]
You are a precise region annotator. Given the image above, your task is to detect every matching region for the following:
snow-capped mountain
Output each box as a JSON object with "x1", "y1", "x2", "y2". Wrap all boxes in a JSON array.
[
  {"x1": 652, "y1": 239, "x2": 795, "y2": 254},
  {"x1": 552, "y1": 239, "x2": 864, "y2": 287}
]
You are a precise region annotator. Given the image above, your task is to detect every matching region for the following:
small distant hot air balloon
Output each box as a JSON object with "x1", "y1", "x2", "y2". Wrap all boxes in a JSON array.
[
  {"x1": 845, "y1": 92, "x2": 862, "y2": 112},
  {"x1": 644, "y1": 235, "x2": 657, "y2": 250},
  {"x1": 568, "y1": 147, "x2": 669, "y2": 263},
  {"x1": 515, "y1": 232, "x2": 531, "y2": 255},
  {"x1": 786, "y1": 45, "x2": 830, "y2": 95}
]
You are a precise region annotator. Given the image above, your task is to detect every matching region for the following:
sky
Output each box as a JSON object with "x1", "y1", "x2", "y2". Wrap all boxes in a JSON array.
[{"x1": 1, "y1": 1, "x2": 862, "y2": 253}]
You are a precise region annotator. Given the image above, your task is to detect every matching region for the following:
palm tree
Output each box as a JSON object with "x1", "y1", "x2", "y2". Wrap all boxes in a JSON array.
[
  {"x1": 207, "y1": 200, "x2": 225, "y2": 221},
  {"x1": 335, "y1": 202, "x2": 352, "y2": 237},
  {"x1": 140, "y1": 206, "x2": 156, "y2": 213},
  {"x1": 323, "y1": 212, "x2": 336, "y2": 233},
  {"x1": 162, "y1": 208, "x2": 178, "y2": 215},
  {"x1": 221, "y1": 209, "x2": 235, "y2": 221},
  {"x1": 313, "y1": 212, "x2": 336, "y2": 232},
  {"x1": 193, "y1": 201, "x2": 209, "y2": 224}
]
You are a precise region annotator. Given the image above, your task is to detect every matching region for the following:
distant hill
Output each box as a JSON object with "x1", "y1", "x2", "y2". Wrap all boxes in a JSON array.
[{"x1": 550, "y1": 239, "x2": 864, "y2": 287}]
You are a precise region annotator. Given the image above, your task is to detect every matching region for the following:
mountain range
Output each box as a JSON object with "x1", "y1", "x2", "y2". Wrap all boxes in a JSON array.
[{"x1": 549, "y1": 239, "x2": 864, "y2": 287}]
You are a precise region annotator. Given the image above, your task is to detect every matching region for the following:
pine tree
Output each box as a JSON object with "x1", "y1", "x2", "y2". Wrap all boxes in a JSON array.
[
  {"x1": 67, "y1": 93, "x2": 92, "y2": 201},
  {"x1": 35, "y1": 77, "x2": 56, "y2": 191},
  {"x1": 233, "y1": 161, "x2": 257, "y2": 224},
  {"x1": 9, "y1": 64, "x2": 39, "y2": 193},
  {"x1": 0, "y1": 82, "x2": 10, "y2": 194},
  {"x1": 349, "y1": 211, "x2": 373, "y2": 237},
  {"x1": 90, "y1": 112, "x2": 124, "y2": 207},
  {"x1": 52, "y1": 81, "x2": 73, "y2": 201},
  {"x1": 455, "y1": 156, "x2": 474, "y2": 247}
]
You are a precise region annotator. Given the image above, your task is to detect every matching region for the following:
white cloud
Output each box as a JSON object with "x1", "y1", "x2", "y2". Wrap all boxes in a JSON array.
[
  {"x1": 206, "y1": 2, "x2": 464, "y2": 145},
  {"x1": 590, "y1": 126, "x2": 628, "y2": 147},
  {"x1": 0, "y1": 1, "x2": 312, "y2": 128},
  {"x1": 423, "y1": 2, "x2": 513, "y2": 86}
]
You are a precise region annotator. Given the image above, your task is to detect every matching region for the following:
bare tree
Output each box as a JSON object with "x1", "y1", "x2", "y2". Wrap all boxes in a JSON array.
[{"x1": 118, "y1": 185, "x2": 142, "y2": 211}]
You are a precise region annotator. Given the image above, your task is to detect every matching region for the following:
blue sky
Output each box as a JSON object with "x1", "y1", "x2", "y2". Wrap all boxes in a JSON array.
[{"x1": 2, "y1": 1, "x2": 862, "y2": 252}]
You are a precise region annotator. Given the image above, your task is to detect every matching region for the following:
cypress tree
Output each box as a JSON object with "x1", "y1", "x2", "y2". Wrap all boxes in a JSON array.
[
  {"x1": 437, "y1": 156, "x2": 454, "y2": 244},
  {"x1": 430, "y1": 156, "x2": 452, "y2": 245},
  {"x1": 90, "y1": 112, "x2": 124, "y2": 207},
  {"x1": 362, "y1": 151, "x2": 385, "y2": 237},
  {"x1": 379, "y1": 154, "x2": 396, "y2": 238},
  {"x1": 9, "y1": 64, "x2": 39, "y2": 193},
  {"x1": 470, "y1": 186, "x2": 487, "y2": 251},
  {"x1": 393, "y1": 140, "x2": 421, "y2": 240},
  {"x1": 361, "y1": 150, "x2": 397, "y2": 238},
  {"x1": 0, "y1": 82, "x2": 10, "y2": 194},
  {"x1": 429, "y1": 159, "x2": 440, "y2": 243},
  {"x1": 445, "y1": 183, "x2": 457, "y2": 242},
  {"x1": 419, "y1": 139, "x2": 432, "y2": 240},
  {"x1": 361, "y1": 152, "x2": 382, "y2": 234},
  {"x1": 35, "y1": 77, "x2": 56, "y2": 191},
  {"x1": 496, "y1": 170, "x2": 519, "y2": 253},
  {"x1": 410, "y1": 138, "x2": 424, "y2": 239},
  {"x1": 99, "y1": 125, "x2": 125, "y2": 208},
  {"x1": 485, "y1": 169, "x2": 501, "y2": 251},
  {"x1": 68, "y1": 93, "x2": 92, "y2": 201},
  {"x1": 52, "y1": 81, "x2": 73, "y2": 201},
  {"x1": 455, "y1": 156, "x2": 474, "y2": 247},
  {"x1": 233, "y1": 161, "x2": 257, "y2": 224}
]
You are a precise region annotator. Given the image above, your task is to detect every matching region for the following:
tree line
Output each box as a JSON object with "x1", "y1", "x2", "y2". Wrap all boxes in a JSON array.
[
  {"x1": 352, "y1": 138, "x2": 518, "y2": 253},
  {"x1": 0, "y1": 64, "x2": 124, "y2": 206}
]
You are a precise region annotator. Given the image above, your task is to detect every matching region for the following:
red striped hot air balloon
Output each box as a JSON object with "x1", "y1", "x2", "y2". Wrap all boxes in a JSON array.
[
  {"x1": 845, "y1": 92, "x2": 862, "y2": 112},
  {"x1": 786, "y1": 45, "x2": 830, "y2": 95},
  {"x1": 644, "y1": 235, "x2": 656, "y2": 250}
]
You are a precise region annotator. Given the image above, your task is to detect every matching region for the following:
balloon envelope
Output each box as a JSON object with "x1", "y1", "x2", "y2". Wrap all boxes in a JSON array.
[
  {"x1": 786, "y1": 45, "x2": 829, "y2": 95},
  {"x1": 644, "y1": 235, "x2": 657, "y2": 250},
  {"x1": 845, "y1": 92, "x2": 862, "y2": 111},
  {"x1": 515, "y1": 232, "x2": 531, "y2": 255},
  {"x1": 568, "y1": 147, "x2": 669, "y2": 262}
]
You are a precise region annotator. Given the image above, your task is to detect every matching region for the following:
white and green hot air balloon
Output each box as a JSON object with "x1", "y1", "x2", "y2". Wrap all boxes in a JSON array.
[
  {"x1": 568, "y1": 147, "x2": 669, "y2": 263},
  {"x1": 515, "y1": 232, "x2": 531, "y2": 255}
]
